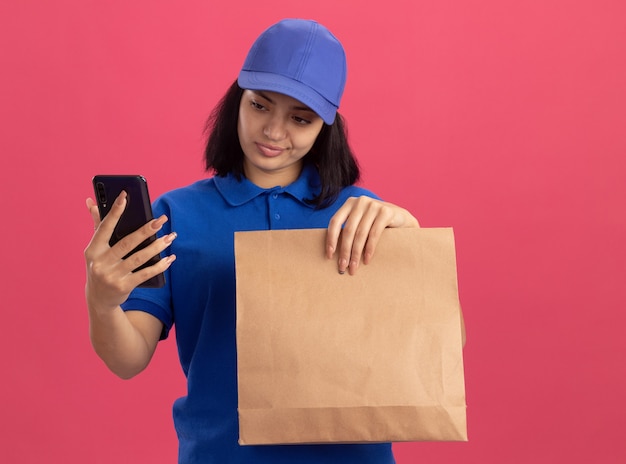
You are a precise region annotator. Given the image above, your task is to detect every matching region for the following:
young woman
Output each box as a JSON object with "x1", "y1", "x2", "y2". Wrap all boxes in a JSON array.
[{"x1": 84, "y1": 19, "x2": 418, "y2": 463}]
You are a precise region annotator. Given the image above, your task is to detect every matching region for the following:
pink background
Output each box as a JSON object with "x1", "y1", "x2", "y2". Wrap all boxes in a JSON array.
[{"x1": 1, "y1": 1, "x2": 625, "y2": 462}]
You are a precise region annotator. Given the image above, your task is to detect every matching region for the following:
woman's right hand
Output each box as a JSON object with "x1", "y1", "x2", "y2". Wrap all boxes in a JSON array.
[{"x1": 84, "y1": 191, "x2": 177, "y2": 313}]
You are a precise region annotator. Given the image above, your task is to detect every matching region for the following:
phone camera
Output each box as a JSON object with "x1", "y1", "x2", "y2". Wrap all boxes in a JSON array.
[{"x1": 96, "y1": 182, "x2": 107, "y2": 205}]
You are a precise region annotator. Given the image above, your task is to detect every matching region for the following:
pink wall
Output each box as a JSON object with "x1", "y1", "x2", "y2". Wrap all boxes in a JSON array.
[{"x1": 2, "y1": 1, "x2": 625, "y2": 462}]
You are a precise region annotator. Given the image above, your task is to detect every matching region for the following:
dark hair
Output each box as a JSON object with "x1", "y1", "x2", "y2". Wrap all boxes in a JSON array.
[{"x1": 204, "y1": 80, "x2": 360, "y2": 208}]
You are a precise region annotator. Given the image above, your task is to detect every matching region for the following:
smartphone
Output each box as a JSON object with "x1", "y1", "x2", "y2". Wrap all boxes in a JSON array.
[{"x1": 92, "y1": 175, "x2": 165, "y2": 288}]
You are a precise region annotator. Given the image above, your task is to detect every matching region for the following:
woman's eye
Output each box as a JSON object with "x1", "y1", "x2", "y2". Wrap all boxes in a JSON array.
[
  {"x1": 250, "y1": 100, "x2": 266, "y2": 111},
  {"x1": 293, "y1": 116, "x2": 311, "y2": 125}
]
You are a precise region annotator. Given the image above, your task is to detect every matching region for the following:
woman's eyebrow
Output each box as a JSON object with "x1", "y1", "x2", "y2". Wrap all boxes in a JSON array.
[{"x1": 255, "y1": 91, "x2": 315, "y2": 113}]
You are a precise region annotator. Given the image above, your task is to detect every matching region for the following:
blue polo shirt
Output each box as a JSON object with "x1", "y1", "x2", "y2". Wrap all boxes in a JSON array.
[{"x1": 122, "y1": 164, "x2": 395, "y2": 464}]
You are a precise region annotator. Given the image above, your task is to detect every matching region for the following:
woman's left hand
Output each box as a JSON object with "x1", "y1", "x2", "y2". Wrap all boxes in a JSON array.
[{"x1": 326, "y1": 196, "x2": 419, "y2": 275}]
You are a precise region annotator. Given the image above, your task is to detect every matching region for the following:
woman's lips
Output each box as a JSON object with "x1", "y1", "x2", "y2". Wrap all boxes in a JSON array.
[{"x1": 256, "y1": 142, "x2": 285, "y2": 158}]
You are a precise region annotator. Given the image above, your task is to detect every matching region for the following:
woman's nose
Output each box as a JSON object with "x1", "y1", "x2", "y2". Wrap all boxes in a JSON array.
[{"x1": 263, "y1": 116, "x2": 287, "y2": 141}]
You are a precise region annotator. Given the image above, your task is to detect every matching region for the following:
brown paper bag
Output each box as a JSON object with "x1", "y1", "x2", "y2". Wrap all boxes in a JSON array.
[{"x1": 235, "y1": 228, "x2": 467, "y2": 445}]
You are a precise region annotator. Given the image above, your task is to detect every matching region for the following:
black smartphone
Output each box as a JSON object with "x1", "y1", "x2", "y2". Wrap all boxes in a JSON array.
[{"x1": 92, "y1": 175, "x2": 165, "y2": 288}]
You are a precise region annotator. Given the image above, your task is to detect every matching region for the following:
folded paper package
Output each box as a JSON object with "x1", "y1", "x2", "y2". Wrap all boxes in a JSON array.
[{"x1": 235, "y1": 228, "x2": 467, "y2": 445}]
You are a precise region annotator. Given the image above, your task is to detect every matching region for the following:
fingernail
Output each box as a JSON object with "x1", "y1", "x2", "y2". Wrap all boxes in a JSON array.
[
  {"x1": 152, "y1": 215, "x2": 167, "y2": 230},
  {"x1": 165, "y1": 232, "x2": 177, "y2": 244},
  {"x1": 115, "y1": 192, "x2": 127, "y2": 205}
]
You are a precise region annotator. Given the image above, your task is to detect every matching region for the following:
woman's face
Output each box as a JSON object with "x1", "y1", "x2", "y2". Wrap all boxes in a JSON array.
[{"x1": 237, "y1": 89, "x2": 324, "y2": 188}]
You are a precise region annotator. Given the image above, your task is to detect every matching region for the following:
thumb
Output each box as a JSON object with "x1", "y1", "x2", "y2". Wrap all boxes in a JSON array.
[{"x1": 86, "y1": 198, "x2": 102, "y2": 230}]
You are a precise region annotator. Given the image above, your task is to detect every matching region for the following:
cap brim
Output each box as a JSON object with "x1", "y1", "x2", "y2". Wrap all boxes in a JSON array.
[{"x1": 238, "y1": 71, "x2": 337, "y2": 125}]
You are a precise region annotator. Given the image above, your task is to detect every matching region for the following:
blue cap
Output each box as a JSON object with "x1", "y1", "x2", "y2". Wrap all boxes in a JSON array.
[{"x1": 238, "y1": 19, "x2": 347, "y2": 125}]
